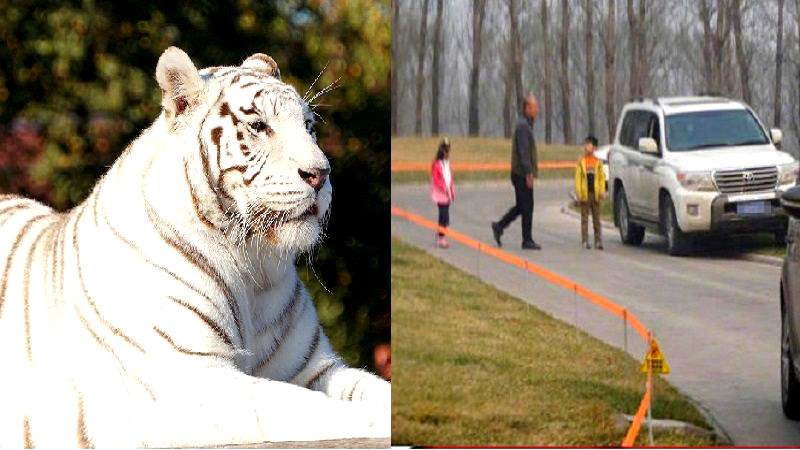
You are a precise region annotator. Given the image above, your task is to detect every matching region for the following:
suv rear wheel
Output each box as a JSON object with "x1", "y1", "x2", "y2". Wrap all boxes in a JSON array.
[
  {"x1": 783, "y1": 303, "x2": 800, "y2": 420},
  {"x1": 663, "y1": 196, "x2": 691, "y2": 256},
  {"x1": 616, "y1": 186, "x2": 645, "y2": 246}
]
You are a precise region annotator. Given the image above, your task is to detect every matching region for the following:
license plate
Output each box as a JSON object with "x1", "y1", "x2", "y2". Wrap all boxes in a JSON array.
[{"x1": 737, "y1": 200, "x2": 771, "y2": 215}]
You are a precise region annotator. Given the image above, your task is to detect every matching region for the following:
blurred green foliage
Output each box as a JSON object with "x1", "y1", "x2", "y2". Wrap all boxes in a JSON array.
[{"x1": 0, "y1": 0, "x2": 390, "y2": 370}]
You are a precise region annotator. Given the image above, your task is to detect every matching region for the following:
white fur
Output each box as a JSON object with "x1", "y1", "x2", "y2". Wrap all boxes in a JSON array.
[{"x1": 0, "y1": 46, "x2": 389, "y2": 447}]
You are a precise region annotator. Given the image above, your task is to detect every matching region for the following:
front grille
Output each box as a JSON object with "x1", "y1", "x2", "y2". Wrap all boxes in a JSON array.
[{"x1": 713, "y1": 166, "x2": 778, "y2": 193}]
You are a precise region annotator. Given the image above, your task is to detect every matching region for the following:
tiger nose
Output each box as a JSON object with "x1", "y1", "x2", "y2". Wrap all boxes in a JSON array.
[{"x1": 298, "y1": 167, "x2": 330, "y2": 192}]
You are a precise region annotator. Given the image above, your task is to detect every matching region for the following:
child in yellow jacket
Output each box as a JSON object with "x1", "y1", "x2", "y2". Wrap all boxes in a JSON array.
[{"x1": 575, "y1": 135, "x2": 606, "y2": 249}]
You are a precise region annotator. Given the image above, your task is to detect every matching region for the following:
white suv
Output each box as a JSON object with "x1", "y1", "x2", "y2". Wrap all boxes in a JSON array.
[{"x1": 609, "y1": 96, "x2": 799, "y2": 255}]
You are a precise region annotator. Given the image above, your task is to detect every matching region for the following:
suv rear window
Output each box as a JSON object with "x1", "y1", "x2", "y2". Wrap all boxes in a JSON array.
[{"x1": 665, "y1": 109, "x2": 769, "y2": 151}]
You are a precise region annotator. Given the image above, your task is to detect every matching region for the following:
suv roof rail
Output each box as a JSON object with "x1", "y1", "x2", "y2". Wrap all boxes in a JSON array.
[
  {"x1": 628, "y1": 96, "x2": 661, "y2": 107},
  {"x1": 696, "y1": 91, "x2": 722, "y2": 97}
]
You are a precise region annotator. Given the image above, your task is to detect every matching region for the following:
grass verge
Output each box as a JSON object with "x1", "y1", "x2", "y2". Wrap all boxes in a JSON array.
[
  {"x1": 391, "y1": 237, "x2": 718, "y2": 447},
  {"x1": 392, "y1": 168, "x2": 573, "y2": 184},
  {"x1": 392, "y1": 136, "x2": 582, "y2": 163},
  {"x1": 392, "y1": 136, "x2": 580, "y2": 184}
]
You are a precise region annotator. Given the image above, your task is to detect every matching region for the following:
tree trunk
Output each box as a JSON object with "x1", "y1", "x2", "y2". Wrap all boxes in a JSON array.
[
  {"x1": 391, "y1": 0, "x2": 399, "y2": 135},
  {"x1": 503, "y1": 63, "x2": 513, "y2": 138},
  {"x1": 431, "y1": 0, "x2": 444, "y2": 135},
  {"x1": 699, "y1": 0, "x2": 714, "y2": 91},
  {"x1": 699, "y1": 0, "x2": 732, "y2": 94},
  {"x1": 774, "y1": 0, "x2": 785, "y2": 126},
  {"x1": 731, "y1": 0, "x2": 751, "y2": 104},
  {"x1": 560, "y1": 0, "x2": 572, "y2": 143},
  {"x1": 585, "y1": 0, "x2": 595, "y2": 134},
  {"x1": 509, "y1": 0, "x2": 524, "y2": 111},
  {"x1": 714, "y1": 0, "x2": 732, "y2": 94},
  {"x1": 627, "y1": 0, "x2": 638, "y2": 97},
  {"x1": 637, "y1": 0, "x2": 647, "y2": 95},
  {"x1": 604, "y1": 0, "x2": 617, "y2": 141},
  {"x1": 542, "y1": 0, "x2": 552, "y2": 143},
  {"x1": 793, "y1": 0, "x2": 800, "y2": 142},
  {"x1": 415, "y1": 0, "x2": 431, "y2": 135},
  {"x1": 468, "y1": 0, "x2": 487, "y2": 136}
]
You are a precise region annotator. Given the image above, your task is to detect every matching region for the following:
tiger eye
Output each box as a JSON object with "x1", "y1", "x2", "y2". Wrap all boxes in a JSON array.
[{"x1": 250, "y1": 121, "x2": 274, "y2": 136}]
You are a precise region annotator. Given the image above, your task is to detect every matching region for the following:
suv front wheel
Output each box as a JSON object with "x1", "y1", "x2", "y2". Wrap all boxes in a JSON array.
[
  {"x1": 616, "y1": 186, "x2": 645, "y2": 246},
  {"x1": 662, "y1": 196, "x2": 691, "y2": 256}
]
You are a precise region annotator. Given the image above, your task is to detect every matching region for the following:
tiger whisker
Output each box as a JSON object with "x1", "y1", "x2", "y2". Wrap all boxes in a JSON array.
[{"x1": 303, "y1": 61, "x2": 330, "y2": 102}]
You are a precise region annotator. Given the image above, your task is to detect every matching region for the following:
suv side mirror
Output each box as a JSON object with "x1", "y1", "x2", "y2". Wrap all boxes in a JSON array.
[
  {"x1": 782, "y1": 185, "x2": 800, "y2": 219},
  {"x1": 772, "y1": 128, "x2": 783, "y2": 146},
  {"x1": 638, "y1": 137, "x2": 658, "y2": 154}
]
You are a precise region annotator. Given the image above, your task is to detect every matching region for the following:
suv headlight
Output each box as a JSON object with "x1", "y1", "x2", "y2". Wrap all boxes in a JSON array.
[
  {"x1": 778, "y1": 162, "x2": 799, "y2": 185},
  {"x1": 676, "y1": 170, "x2": 716, "y2": 191}
]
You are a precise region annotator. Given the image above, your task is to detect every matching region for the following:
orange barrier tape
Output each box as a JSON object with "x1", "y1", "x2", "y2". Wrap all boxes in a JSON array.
[
  {"x1": 391, "y1": 161, "x2": 575, "y2": 172},
  {"x1": 391, "y1": 205, "x2": 654, "y2": 446},
  {"x1": 623, "y1": 362, "x2": 653, "y2": 447}
]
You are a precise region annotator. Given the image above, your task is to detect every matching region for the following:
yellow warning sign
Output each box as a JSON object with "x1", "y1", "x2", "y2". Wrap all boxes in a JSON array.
[{"x1": 641, "y1": 338, "x2": 670, "y2": 374}]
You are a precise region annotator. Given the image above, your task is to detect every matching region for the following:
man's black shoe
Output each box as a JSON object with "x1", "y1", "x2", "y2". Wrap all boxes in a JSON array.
[
  {"x1": 491, "y1": 222, "x2": 503, "y2": 247},
  {"x1": 522, "y1": 240, "x2": 541, "y2": 250}
]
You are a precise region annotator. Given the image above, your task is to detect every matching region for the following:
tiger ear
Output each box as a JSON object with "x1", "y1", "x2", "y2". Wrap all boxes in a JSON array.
[
  {"x1": 156, "y1": 47, "x2": 203, "y2": 121},
  {"x1": 241, "y1": 53, "x2": 281, "y2": 80}
]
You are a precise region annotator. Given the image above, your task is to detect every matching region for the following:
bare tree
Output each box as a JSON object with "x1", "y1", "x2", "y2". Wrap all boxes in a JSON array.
[
  {"x1": 391, "y1": 0, "x2": 400, "y2": 135},
  {"x1": 542, "y1": 0, "x2": 553, "y2": 143},
  {"x1": 560, "y1": 0, "x2": 573, "y2": 143},
  {"x1": 585, "y1": 0, "x2": 596, "y2": 133},
  {"x1": 627, "y1": 0, "x2": 648, "y2": 97},
  {"x1": 603, "y1": 0, "x2": 617, "y2": 140},
  {"x1": 796, "y1": 0, "x2": 800, "y2": 137},
  {"x1": 773, "y1": 0, "x2": 785, "y2": 126},
  {"x1": 637, "y1": 0, "x2": 648, "y2": 94},
  {"x1": 627, "y1": 0, "x2": 639, "y2": 96},
  {"x1": 509, "y1": 0, "x2": 524, "y2": 109},
  {"x1": 468, "y1": 0, "x2": 487, "y2": 136},
  {"x1": 431, "y1": 0, "x2": 444, "y2": 135},
  {"x1": 415, "y1": 0, "x2": 431, "y2": 135},
  {"x1": 731, "y1": 0, "x2": 752, "y2": 104},
  {"x1": 503, "y1": 58, "x2": 513, "y2": 138},
  {"x1": 603, "y1": 0, "x2": 616, "y2": 142},
  {"x1": 699, "y1": 0, "x2": 733, "y2": 94}
]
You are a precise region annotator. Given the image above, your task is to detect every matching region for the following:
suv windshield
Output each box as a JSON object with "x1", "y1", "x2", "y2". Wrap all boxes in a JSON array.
[{"x1": 665, "y1": 109, "x2": 769, "y2": 151}]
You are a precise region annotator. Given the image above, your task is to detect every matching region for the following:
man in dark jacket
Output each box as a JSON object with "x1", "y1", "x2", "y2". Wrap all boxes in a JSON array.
[{"x1": 492, "y1": 95, "x2": 541, "y2": 250}]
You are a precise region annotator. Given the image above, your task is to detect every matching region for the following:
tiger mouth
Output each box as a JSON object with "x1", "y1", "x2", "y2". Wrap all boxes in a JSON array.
[{"x1": 289, "y1": 204, "x2": 318, "y2": 222}]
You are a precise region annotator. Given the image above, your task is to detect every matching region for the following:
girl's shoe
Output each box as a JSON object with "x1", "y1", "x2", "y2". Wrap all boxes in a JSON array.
[{"x1": 437, "y1": 236, "x2": 449, "y2": 248}]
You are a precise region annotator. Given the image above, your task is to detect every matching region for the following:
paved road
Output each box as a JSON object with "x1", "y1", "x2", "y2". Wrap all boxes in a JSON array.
[{"x1": 392, "y1": 178, "x2": 800, "y2": 446}]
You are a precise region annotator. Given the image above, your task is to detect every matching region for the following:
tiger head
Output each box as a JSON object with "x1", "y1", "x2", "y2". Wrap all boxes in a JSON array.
[{"x1": 154, "y1": 47, "x2": 331, "y2": 254}]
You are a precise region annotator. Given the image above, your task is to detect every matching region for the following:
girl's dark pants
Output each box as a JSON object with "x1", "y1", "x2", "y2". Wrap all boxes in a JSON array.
[{"x1": 437, "y1": 203, "x2": 449, "y2": 236}]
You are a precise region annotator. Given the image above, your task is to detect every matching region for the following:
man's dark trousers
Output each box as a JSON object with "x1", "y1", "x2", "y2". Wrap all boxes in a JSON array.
[{"x1": 497, "y1": 172, "x2": 533, "y2": 242}]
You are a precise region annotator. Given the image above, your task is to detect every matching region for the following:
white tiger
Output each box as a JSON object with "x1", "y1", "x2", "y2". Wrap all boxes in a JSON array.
[{"x1": 0, "y1": 47, "x2": 390, "y2": 447}]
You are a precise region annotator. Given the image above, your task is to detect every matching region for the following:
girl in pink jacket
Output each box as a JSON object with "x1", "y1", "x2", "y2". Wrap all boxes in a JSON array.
[{"x1": 430, "y1": 138, "x2": 455, "y2": 248}]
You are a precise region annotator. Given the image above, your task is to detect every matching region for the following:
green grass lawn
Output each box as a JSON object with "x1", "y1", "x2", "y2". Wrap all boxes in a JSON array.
[
  {"x1": 392, "y1": 136, "x2": 582, "y2": 163},
  {"x1": 391, "y1": 237, "x2": 719, "y2": 447},
  {"x1": 392, "y1": 136, "x2": 580, "y2": 183},
  {"x1": 392, "y1": 167, "x2": 574, "y2": 184}
]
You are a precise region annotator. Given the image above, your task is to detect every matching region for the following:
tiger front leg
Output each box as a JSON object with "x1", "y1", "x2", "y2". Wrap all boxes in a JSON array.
[
  {"x1": 301, "y1": 358, "x2": 392, "y2": 407},
  {"x1": 249, "y1": 280, "x2": 391, "y2": 408},
  {"x1": 143, "y1": 366, "x2": 389, "y2": 447}
]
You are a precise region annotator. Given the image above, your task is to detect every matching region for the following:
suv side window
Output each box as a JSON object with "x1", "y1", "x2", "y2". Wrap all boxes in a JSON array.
[
  {"x1": 642, "y1": 112, "x2": 661, "y2": 153},
  {"x1": 619, "y1": 111, "x2": 640, "y2": 147},
  {"x1": 629, "y1": 111, "x2": 651, "y2": 149}
]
